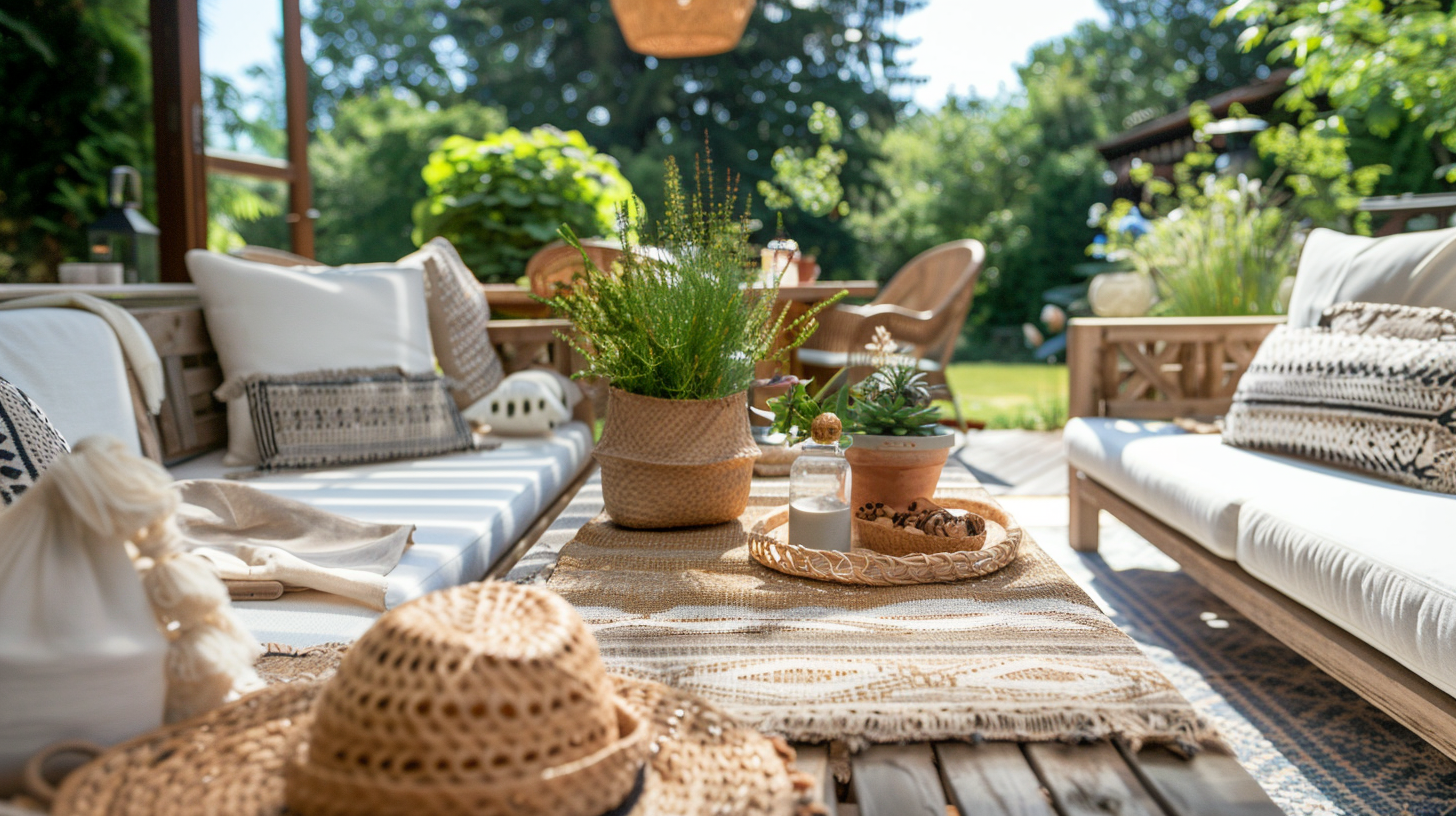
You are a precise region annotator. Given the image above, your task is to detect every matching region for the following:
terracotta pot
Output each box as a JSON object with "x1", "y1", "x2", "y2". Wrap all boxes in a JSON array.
[
  {"x1": 594, "y1": 388, "x2": 760, "y2": 529},
  {"x1": 843, "y1": 431, "x2": 956, "y2": 512}
]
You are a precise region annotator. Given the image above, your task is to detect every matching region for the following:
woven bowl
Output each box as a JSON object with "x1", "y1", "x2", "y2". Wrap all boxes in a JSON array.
[
  {"x1": 853, "y1": 498, "x2": 1009, "y2": 556},
  {"x1": 748, "y1": 504, "x2": 1021, "y2": 587}
]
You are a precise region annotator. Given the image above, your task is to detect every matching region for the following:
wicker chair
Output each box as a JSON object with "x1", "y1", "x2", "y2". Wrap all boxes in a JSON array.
[
  {"x1": 797, "y1": 239, "x2": 985, "y2": 428},
  {"x1": 524, "y1": 239, "x2": 626, "y2": 298}
]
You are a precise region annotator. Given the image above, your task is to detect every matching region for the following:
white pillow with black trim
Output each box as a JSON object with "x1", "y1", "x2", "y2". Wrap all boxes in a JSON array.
[{"x1": 185, "y1": 250, "x2": 435, "y2": 467}]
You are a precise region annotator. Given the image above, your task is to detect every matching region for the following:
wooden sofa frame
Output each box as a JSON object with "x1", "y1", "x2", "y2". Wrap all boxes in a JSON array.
[{"x1": 1066, "y1": 316, "x2": 1456, "y2": 762}]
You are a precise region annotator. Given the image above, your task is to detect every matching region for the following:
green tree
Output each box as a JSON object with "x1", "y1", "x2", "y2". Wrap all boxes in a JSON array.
[
  {"x1": 304, "y1": 0, "x2": 923, "y2": 277},
  {"x1": 1222, "y1": 0, "x2": 1456, "y2": 182},
  {"x1": 311, "y1": 93, "x2": 506, "y2": 265},
  {"x1": 0, "y1": 0, "x2": 151, "y2": 281}
]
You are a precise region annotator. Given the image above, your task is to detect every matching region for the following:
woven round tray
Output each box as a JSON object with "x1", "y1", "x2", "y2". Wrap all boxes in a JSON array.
[{"x1": 748, "y1": 498, "x2": 1022, "y2": 586}]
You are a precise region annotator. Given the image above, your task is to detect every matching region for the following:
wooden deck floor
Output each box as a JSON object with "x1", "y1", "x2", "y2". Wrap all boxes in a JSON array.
[{"x1": 954, "y1": 429, "x2": 1066, "y2": 496}]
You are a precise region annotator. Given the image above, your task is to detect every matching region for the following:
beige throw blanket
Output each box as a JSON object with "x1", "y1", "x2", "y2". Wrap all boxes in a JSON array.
[
  {"x1": 547, "y1": 488, "x2": 1219, "y2": 752},
  {"x1": 175, "y1": 480, "x2": 413, "y2": 610}
]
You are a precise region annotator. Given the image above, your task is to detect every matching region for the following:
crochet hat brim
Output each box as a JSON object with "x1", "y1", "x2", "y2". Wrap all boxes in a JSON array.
[{"x1": 52, "y1": 676, "x2": 811, "y2": 816}]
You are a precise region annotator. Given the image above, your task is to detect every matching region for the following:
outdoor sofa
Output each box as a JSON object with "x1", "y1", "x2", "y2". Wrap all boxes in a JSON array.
[
  {"x1": 1064, "y1": 226, "x2": 1456, "y2": 762},
  {"x1": 0, "y1": 293, "x2": 594, "y2": 648}
]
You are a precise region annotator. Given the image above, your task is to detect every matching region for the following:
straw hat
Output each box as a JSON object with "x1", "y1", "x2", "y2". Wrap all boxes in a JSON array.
[{"x1": 52, "y1": 582, "x2": 815, "y2": 816}]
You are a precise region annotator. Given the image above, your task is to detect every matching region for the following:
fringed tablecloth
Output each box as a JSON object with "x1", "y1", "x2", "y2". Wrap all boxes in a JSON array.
[{"x1": 544, "y1": 479, "x2": 1219, "y2": 752}]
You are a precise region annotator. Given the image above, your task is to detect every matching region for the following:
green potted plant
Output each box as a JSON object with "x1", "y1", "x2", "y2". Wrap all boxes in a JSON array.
[
  {"x1": 764, "y1": 327, "x2": 955, "y2": 511},
  {"x1": 545, "y1": 156, "x2": 841, "y2": 529}
]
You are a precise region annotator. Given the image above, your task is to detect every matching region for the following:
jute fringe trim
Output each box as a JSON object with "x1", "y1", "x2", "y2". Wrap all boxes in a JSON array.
[{"x1": 729, "y1": 704, "x2": 1222, "y2": 758}]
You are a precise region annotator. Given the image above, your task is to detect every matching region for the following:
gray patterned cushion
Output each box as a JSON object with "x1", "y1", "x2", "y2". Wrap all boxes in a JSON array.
[
  {"x1": 400, "y1": 238, "x2": 505, "y2": 411},
  {"x1": 1320, "y1": 301, "x2": 1456, "y2": 341},
  {"x1": 1223, "y1": 306, "x2": 1456, "y2": 494},
  {"x1": 243, "y1": 369, "x2": 475, "y2": 471},
  {"x1": 0, "y1": 377, "x2": 70, "y2": 504}
]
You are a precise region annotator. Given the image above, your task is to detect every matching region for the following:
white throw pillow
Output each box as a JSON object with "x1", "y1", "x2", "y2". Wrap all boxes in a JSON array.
[
  {"x1": 185, "y1": 250, "x2": 435, "y2": 466},
  {"x1": 463, "y1": 369, "x2": 580, "y2": 436},
  {"x1": 1286, "y1": 227, "x2": 1456, "y2": 328}
]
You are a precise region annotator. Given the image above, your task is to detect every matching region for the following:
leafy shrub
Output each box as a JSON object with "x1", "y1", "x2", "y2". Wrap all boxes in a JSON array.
[
  {"x1": 545, "y1": 157, "x2": 840, "y2": 401},
  {"x1": 413, "y1": 127, "x2": 633, "y2": 282},
  {"x1": 0, "y1": 0, "x2": 151, "y2": 281},
  {"x1": 1109, "y1": 174, "x2": 1299, "y2": 317},
  {"x1": 312, "y1": 93, "x2": 506, "y2": 266}
]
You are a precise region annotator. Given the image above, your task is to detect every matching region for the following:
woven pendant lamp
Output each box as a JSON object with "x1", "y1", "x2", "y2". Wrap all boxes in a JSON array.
[{"x1": 610, "y1": 0, "x2": 756, "y2": 58}]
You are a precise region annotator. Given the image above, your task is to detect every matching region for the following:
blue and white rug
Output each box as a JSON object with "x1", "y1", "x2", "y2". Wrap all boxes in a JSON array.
[{"x1": 1001, "y1": 496, "x2": 1456, "y2": 816}]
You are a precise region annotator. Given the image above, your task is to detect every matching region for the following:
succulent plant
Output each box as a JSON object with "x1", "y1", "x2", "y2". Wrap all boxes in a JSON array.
[{"x1": 848, "y1": 363, "x2": 941, "y2": 436}]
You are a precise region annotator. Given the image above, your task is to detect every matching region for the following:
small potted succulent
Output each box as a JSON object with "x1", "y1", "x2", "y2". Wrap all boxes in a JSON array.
[
  {"x1": 544, "y1": 156, "x2": 841, "y2": 529},
  {"x1": 765, "y1": 328, "x2": 954, "y2": 510},
  {"x1": 843, "y1": 333, "x2": 956, "y2": 510}
]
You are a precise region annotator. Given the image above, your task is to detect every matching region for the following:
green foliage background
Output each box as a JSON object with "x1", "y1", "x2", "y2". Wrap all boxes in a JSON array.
[
  {"x1": 413, "y1": 127, "x2": 634, "y2": 282},
  {"x1": 0, "y1": 0, "x2": 151, "y2": 282}
]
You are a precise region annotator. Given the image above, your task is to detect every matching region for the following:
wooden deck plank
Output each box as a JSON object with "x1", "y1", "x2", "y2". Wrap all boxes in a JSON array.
[
  {"x1": 851, "y1": 744, "x2": 944, "y2": 816},
  {"x1": 1023, "y1": 743, "x2": 1164, "y2": 816},
  {"x1": 791, "y1": 744, "x2": 838, "y2": 816},
  {"x1": 1121, "y1": 745, "x2": 1282, "y2": 816},
  {"x1": 935, "y1": 742, "x2": 1056, "y2": 816}
]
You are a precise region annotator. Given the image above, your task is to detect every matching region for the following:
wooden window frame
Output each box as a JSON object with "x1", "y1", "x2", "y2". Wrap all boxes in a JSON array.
[{"x1": 150, "y1": 0, "x2": 314, "y2": 281}]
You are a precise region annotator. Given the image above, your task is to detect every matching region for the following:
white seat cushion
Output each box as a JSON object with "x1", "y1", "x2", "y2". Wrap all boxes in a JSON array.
[
  {"x1": 1237, "y1": 478, "x2": 1456, "y2": 699},
  {"x1": 796, "y1": 347, "x2": 943, "y2": 372},
  {"x1": 0, "y1": 309, "x2": 140, "y2": 455},
  {"x1": 1064, "y1": 417, "x2": 1396, "y2": 560},
  {"x1": 170, "y1": 422, "x2": 593, "y2": 646}
]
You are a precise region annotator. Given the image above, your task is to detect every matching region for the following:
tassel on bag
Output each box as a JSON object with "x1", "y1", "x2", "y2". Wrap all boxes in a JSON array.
[{"x1": 45, "y1": 437, "x2": 264, "y2": 722}]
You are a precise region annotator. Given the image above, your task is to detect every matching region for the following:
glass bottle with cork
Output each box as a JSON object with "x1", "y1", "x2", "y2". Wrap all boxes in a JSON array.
[{"x1": 788, "y1": 412, "x2": 852, "y2": 552}]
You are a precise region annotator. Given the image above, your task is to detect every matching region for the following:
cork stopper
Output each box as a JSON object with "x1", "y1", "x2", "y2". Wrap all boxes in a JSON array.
[{"x1": 809, "y1": 412, "x2": 842, "y2": 444}]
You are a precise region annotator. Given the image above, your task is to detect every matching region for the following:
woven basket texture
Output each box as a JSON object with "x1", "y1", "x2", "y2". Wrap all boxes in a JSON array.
[
  {"x1": 750, "y1": 504, "x2": 1018, "y2": 586},
  {"x1": 753, "y1": 441, "x2": 800, "y2": 477},
  {"x1": 854, "y1": 498, "x2": 1010, "y2": 556},
  {"x1": 594, "y1": 388, "x2": 760, "y2": 529},
  {"x1": 609, "y1": 0, "x2": 755, "y2": 58},
  {"x1": 53, "y1": 583, "x2": 814, "y2": 816}
]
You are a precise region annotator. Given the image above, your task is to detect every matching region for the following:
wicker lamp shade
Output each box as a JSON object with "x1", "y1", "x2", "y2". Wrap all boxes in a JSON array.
[{"x1": 610, "y1": 0, "x2": 756, "y2": 58}]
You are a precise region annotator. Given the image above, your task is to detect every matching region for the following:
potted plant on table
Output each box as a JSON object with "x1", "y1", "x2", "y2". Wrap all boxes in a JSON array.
[
  {"x1": 544, "y1": 156, "x2": 841, "y2": 529},
  {"x1": 843, "y1": 327, "x2": 956, "y2": 510},
  {"x1": 765, "y1": 327, "x2": 954, "y2": 510}
]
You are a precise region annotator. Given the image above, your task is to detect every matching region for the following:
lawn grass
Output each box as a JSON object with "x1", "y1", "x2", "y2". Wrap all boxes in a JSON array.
[{"x1": 936, "y1": 362, "x2": 1068, "y2": 430}]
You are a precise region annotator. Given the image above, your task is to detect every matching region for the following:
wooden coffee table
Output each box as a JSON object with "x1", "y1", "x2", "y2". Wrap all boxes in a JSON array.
[{"x1": 494, "y1": 460, "x2": 1283, "y2": 816}]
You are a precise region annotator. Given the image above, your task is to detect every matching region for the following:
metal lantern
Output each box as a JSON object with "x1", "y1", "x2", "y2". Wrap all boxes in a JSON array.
[
  {"x1": 88, "y1": 166, "x2": 160, "y2": 284},
  {"x1": 610, "y1": 0, "x2": 755, "y2": 58}
]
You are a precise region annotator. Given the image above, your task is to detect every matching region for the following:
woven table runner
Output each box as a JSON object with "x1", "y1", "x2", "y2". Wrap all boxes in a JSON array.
[{"x1": 546, "y1": 487, "x2": 1219, "y2": 751}]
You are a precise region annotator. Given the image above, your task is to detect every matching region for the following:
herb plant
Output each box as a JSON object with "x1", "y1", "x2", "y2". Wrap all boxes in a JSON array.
[
  {"x1": 765, "y1": 379, "x2": 849, "y2": 445},
  {"x1": 545, "y1": 155, "x2": 843, "y2": 401}
]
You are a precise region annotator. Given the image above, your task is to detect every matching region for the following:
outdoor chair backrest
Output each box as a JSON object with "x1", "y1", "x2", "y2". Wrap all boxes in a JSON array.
[
  {"x1": 525, "y1": 239, "x2": 625, "y2": 298},
  {"x1": 877, "y1": 239, "x2": 984, "y2": 367}
]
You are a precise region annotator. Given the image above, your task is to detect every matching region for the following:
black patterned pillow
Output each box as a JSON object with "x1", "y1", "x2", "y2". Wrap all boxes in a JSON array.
[
  {"x1": 1223, "y1": 316, "x2": 1456, "y2": 494},
  {"x1": 0, "y1": 377, "x2": 70, "y2": 504},
  {"x1": 236, "y1": 369, "x2": 476, "y2": 471}
]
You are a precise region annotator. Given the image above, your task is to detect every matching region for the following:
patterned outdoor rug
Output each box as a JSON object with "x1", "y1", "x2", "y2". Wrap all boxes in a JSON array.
[
  {"x1": 1001, "y1": 496, "x2": 1456, "y2": 816},
  {"x1": 543, "y1": 487, "x2": 1220, "y2": 752}
]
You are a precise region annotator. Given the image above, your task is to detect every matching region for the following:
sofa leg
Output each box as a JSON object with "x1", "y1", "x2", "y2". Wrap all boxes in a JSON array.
[{"x1": 1069, "y1": 466, "x2": 1100, "y2": 553}]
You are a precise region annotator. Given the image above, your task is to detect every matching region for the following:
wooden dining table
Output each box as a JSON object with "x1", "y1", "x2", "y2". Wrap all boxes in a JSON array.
[{"x1": 480, "y1": 280, "x2": 879, "y2": 319}]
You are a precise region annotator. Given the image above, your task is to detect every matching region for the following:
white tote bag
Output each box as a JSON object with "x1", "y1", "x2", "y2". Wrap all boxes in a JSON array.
[{"x1": 0, "y1": 437, "x2": 261, "y2": 792}]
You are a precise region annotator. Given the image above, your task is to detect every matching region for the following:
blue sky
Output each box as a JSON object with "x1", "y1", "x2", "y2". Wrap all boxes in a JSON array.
[
  {"x1": 898, "y1": 0, "x2": 1108, "y2": 110},
  {"x1": 199, "y1": 0, "x2": 1109, "y2": 114}
]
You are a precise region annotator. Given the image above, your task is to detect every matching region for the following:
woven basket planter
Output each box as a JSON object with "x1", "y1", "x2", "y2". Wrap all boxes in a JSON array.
[
  {"x1": 594, "y1": 387, "x2": 760, "y2": 529},
  {"x1": 610, "y1": 0, "x2": 755, "y2": 58},
  {"x1": 843, "y1": 431, "x2": 956, "y2": 512}
]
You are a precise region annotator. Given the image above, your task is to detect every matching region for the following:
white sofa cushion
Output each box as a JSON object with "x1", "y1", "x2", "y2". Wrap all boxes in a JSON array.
[
  {"x1": 169, "y1": 421, "x2": 593, "y2": 647},
  {"x1": 185, "y1": 250, "x2": 435, "y2": 467},
  {"x1": 1237, "y1": 475, "x2": 1456, "y2": 698},
  {"x1": 1065, "y1": 417, "x2": 1405, "y2": 560},
  {"x1": 1286, "y1": 226, "x2": 1456, "y2": 329},
  {"x1": 0, "y1": 308, "x2": 140, "y2": 455}
]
